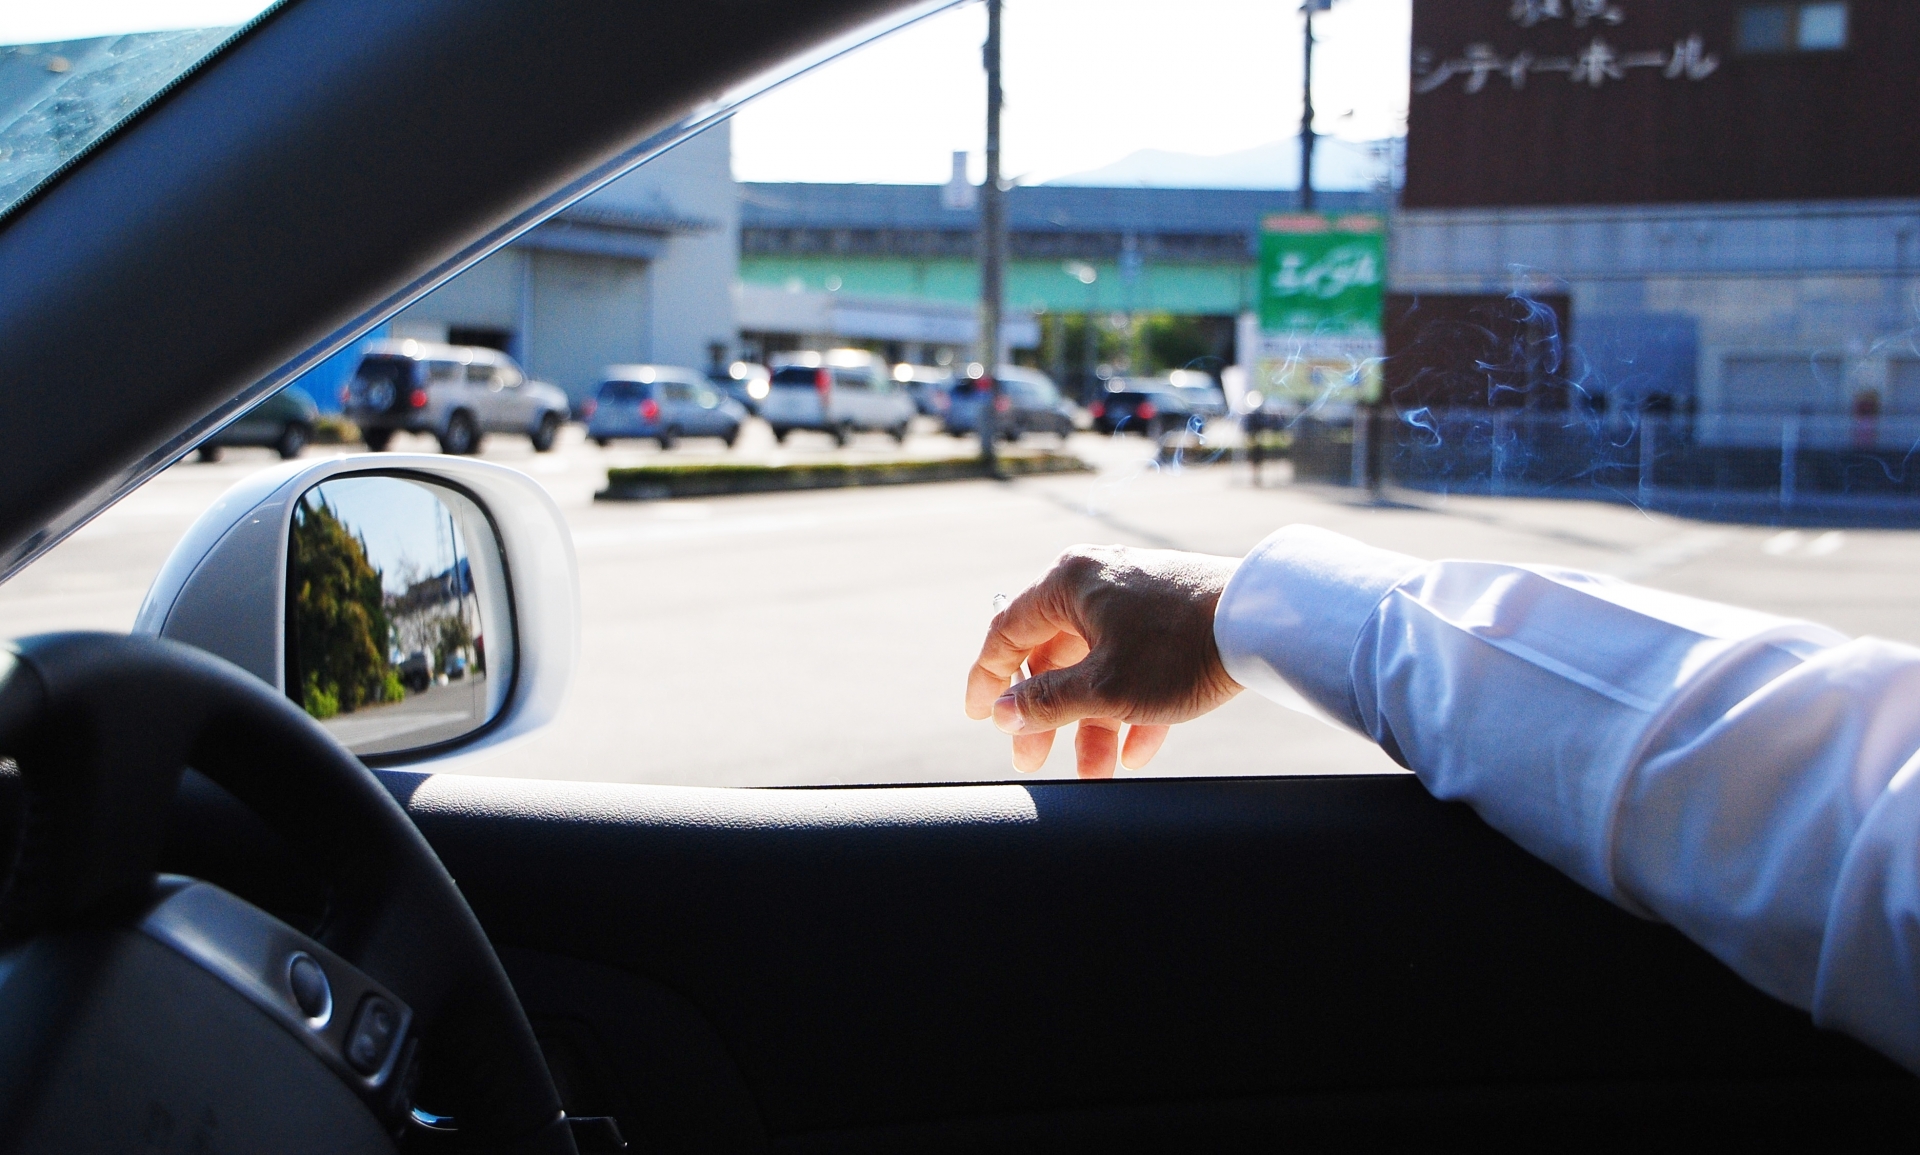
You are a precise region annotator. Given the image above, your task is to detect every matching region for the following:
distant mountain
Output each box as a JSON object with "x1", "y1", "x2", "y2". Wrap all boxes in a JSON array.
[{"x1": 1044, "y1": 137, "x2": 1399, "y2": 192}]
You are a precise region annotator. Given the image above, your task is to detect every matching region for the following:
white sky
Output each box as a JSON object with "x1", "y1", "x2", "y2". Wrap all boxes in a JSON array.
[
  {"x1": 731, "y1": 0, "x2": 1411, "y2": 185},
  {"x1": 0, "y1": 0, "x2": 273, "y2": 44},
  {"x1": 4, "y1": 0, "x2": 1412, "y2": 186}
]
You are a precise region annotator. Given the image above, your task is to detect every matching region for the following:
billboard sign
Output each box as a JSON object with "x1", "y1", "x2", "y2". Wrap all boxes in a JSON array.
[{"x1": 1252, "y1": 213, "x2": 1385, "y2": 411}]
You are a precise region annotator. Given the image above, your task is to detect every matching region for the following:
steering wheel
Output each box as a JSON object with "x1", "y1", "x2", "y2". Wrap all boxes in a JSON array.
[{"x1": 0, "y1": 633, "x2": 575, "y2": 1154}]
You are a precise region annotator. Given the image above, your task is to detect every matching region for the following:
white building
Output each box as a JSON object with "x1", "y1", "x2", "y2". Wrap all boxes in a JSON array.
[{"x1": 389, "y1": 123, "x2": 738, "y2": 409}]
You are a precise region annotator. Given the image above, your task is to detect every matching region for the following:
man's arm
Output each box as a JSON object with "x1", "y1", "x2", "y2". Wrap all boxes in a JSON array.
[{"x1": 972, "y1": 526, "x2": 1920, "y2": 1071}]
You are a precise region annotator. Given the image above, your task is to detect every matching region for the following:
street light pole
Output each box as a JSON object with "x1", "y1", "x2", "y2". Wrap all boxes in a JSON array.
[
  {"x1": 979, "y1": 0, "x2": 1005, "y2": 467},
  {"x1": 1298, "y1": 0, "x2": 1322, "y2": 213}
]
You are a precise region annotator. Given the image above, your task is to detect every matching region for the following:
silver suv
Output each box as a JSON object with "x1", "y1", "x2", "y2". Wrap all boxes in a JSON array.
[{"x1": 342, "y1": 340, "x2": 572, "y2": 454}]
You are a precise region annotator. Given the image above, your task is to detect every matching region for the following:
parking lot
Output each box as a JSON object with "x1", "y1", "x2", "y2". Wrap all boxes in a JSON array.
[{"x1": 6, "y1": 417, "x2": 1920, "y2": 788}]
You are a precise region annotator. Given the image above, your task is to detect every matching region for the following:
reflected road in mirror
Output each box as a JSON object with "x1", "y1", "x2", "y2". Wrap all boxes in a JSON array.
[{"x1": 286, "y1": 475, "x2": 512, "y2": 757}]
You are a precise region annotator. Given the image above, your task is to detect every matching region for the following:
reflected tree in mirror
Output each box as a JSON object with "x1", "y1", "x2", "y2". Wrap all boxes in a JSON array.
[
  {"x1": 286, "y1": 476, "x2": 513, "y2": 757},
  {"x1": 287, "y1": 495, "x2": 402, "y2": 717}
]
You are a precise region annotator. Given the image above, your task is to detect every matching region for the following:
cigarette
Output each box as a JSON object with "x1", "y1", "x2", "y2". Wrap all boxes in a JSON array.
[{"x1": 992, "y1": 593, "x2": 1032, "y2": 682}]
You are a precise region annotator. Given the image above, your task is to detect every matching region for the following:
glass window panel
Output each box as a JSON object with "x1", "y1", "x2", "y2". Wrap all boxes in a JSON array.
[
  {"x1": 1797, "y1": 3, "x2": 1848, "y2": 50},
  {"x1": 0, "y1": 3, "x2": 278, "y2": 217},
  {"x1": 1736, "y1": 4, "x2": 1795, "y2": 52}
]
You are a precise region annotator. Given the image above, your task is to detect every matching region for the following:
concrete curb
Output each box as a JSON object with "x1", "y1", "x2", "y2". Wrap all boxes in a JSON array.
[{"x1": 596, "y1": 451, "x2": 1094, "y2": 501}]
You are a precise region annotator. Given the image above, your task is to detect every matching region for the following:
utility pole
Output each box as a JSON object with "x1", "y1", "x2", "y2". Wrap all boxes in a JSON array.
[
  {"x1": 978, "y1": 0, "x2": 1006, "y2": 467},
  {"x1": 1298, "y1": 0, "x2": 1324, "y2": 213}
]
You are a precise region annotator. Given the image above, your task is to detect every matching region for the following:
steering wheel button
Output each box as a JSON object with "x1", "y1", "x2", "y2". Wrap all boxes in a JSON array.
[
  {"x1": 346, "y1": 995, "x2": 401, "y2": 1075},
  {"x1": 286, "y1": 953, "x2": 331, "y2": 1023}
]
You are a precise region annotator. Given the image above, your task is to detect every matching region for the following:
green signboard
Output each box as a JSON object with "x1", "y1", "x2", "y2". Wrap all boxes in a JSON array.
[
  {"x1": 1256, "y1": 213, "x2": 1385, "y2": 336},
  {"x1": 1250, "y1": 214, "x2": 1387, "y2": 409}
]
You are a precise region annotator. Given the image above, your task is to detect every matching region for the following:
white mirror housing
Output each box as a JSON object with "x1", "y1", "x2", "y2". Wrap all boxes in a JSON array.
[{"x1": 134, "y1": 455, "x2": 578, "y2": 767}]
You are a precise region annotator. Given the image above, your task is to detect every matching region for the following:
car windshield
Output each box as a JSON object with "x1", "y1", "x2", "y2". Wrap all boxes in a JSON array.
[
  {"x1": 0, "y1": 2, "x2": 280, "y2": 218},
  {"x1": 4, "y1": 0, "x2": 1919, "y2": 791}
]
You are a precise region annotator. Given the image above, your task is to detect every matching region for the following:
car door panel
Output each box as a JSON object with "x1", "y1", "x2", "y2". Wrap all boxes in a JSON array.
[
  {"x1": 690, "y1": 383, "x2": 725, "y2": 436},
  {"x1": 138, "y1": 770, "x2": 1916, "y2": 1152}
]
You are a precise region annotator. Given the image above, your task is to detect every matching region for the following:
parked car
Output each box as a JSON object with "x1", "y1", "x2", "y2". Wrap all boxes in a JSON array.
[
  {"x1": 944, "y1": 366, "x2": 1075, "y2": 440},
  {"x1": 895, "y1": 363, "x2": 957, "y2": 415},
  {"x1": 341, "y1": 340, "x2": 570, "y2": 454},
  {"x1": 196, "y1": 383, "x2": 318, "y2": 461},
  {"x1": 1089, "y1": 378, "x2": 1205, "y2": 436},
  {"x1": 758, "y1": 350, "x2": 916, "y2": 445},
  {"x1": 584, "y1": 365, "x2": 746, "y2": 448},
  {"x1": 1168, "y1": 368, "x2": 1230, "y2": 417},
  {"x1": 396, "y1": 649, "x2": 433, "y2": 693},
  {"x1": 710, "y1": 360, "x2": 771, "y2": 415}
]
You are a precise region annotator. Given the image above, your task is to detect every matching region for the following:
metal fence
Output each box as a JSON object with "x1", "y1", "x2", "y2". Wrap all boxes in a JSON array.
[{"x1": 1286, "y1": 410, "x2": 1920, "y2": 515}]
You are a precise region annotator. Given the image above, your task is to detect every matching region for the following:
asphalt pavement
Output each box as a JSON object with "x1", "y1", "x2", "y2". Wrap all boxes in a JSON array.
[{"x1": 6, "y1": 417, "x2": 1920, "y2": 788}]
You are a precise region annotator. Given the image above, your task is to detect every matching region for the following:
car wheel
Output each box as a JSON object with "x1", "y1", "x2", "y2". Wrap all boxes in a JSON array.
[
  {"x1": 889, "y1": 422, "x2": 909, "y2": 444},
  {"x1": 438, "y1": 411, "x2": 480, "y2": 455},
  {"x1": 362, "y1": 427, "x2": 394, "y2": 451},
  {"x1": 195, "y1": 444, "x2": 223, "y2": 463},
  {"x1": 593, "y1": 436, "x2": 611, "y2": 448},
  {"x1": 657, "y1": 426, "x2": 679, "y2": 450},
  {"x1": 722, "y1": 424, "x2": 739, "y2": 448},
  {"x1": 771, "y1": 426, "x2": 789, "y2": 443},
  {"x1": 275, "y1": 422, "x2": 311, "y2": 460},
  {"x1": 529, "y1": 411, "x2": 560, "y2": 452},
  {"x1": 830, "y1": 423, "x2": 850, "y2": 448}
]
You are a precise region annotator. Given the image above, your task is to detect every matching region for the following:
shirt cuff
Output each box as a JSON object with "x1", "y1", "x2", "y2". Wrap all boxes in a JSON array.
[{"x1": 1213, "y1": 525, "x2": 1423, "y2": 731}]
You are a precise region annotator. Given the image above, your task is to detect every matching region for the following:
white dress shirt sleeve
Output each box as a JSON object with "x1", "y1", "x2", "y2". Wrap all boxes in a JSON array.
[{"x1": 1213, "y1": 523, "x2": 1920, "y2": 1072}]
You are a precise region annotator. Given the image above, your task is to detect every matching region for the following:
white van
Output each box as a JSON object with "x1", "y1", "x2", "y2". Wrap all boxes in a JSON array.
[{"x1": 757, "y1": 350, "x2": 916, "y2": 445}]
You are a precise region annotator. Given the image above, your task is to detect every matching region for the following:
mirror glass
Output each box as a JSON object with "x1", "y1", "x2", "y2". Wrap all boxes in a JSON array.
[{"x1": 285, "y1": 475, "x2": 514, "y2": 756}]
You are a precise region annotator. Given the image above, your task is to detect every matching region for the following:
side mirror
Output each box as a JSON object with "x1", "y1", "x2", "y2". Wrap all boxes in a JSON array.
[{"x1": 134, "y1": 455, "x2": 577, "y2": 766}]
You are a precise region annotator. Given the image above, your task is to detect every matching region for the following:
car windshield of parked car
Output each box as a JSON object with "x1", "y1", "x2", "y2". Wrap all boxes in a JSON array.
[
  {"x1": 3, "y1": 0, "x2": 1917, "y2": 792},
  {"x1": 0, "y1": 1, "x2": 280, "y2": 218}
]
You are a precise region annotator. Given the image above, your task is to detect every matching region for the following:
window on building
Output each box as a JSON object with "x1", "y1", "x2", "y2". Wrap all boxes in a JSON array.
[
  {"x1": 448, "y1": 326, "x2": 512, "y2": 352},
  {"x1": 1797, "y1": 2, "x2": 1849, "y2": 49},
  {"x1": 1737, "y1": 3, "x2": 1847, "y2": 54}
]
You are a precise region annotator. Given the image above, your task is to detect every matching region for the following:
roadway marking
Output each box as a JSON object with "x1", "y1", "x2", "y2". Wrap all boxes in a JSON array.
[
  {"x1": 1762, "y1": 529, "x2": 1845, "y2": 557},
  {"x1": 1763, "y1": 530, "x2": 1802, "y2": 556}
]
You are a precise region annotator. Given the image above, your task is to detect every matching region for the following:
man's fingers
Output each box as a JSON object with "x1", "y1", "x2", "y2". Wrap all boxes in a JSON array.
[
  {"x1": 1011, "y1": 729, "x2": 1055, "y2": 773},
  {"x1": 964, "y1": 583, "x2": 1082, "y2": 719},
  {"x1": 1120, "y1": 723, "x2": 1170, "y2": 770},
  {"x1": 1075, "y1": 718, "x2": 1121, "y2": 779},
  {"x1": 991, "y1": 662, "x2": 1106, "y2": 735}
]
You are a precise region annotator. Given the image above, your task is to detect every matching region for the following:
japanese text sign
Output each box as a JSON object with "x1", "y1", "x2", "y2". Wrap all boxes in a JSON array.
[{"x1": 1257, "y1": 213, "x2": 1385, "y2": 337}]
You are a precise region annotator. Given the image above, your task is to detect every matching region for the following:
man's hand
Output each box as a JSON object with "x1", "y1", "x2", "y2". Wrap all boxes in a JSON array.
[{"x1": 965, "y1": 545, "x2": 1244, "y2": 778}]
